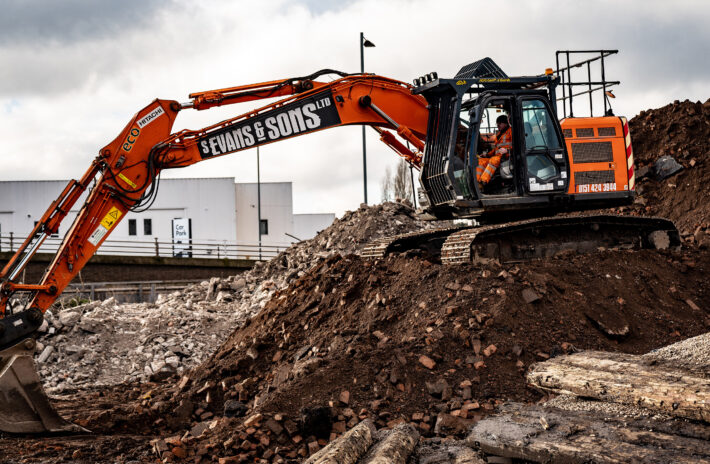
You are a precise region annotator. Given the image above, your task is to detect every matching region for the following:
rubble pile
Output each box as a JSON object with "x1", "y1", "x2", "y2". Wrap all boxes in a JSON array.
[
  {"x1": 36, "y1": 293, "x2": 242, "y2": 392},
  {"x1": 628, "y1": 98, "x2": 710, "y2": 234},
  {"x1": 242, "y1": 200, "x2": 443, "y2": 312}
]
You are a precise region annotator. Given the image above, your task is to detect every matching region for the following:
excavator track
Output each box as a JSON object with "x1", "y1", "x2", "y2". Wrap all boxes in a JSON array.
[
  {"x1": 363, "y1": 215, "x2": 680, "y2": 265},
  {"x1": 360, "y1": 226, "x2": 465, "y2": 259}
]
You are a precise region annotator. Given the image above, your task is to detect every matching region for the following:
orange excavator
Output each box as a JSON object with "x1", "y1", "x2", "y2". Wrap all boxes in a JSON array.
[{"x1": 0, "y1": 53, "x2": 678, "y2": 433}]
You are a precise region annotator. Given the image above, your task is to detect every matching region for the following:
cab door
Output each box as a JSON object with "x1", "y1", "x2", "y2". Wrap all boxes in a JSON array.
[{"x1": 518, "y1": 97, "x2": 569, "y2": 194}]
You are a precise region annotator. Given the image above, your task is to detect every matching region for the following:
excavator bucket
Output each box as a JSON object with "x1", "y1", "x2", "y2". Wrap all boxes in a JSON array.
[{"x1": 0, "y1": 338, "x2": 87, "y2": 433}]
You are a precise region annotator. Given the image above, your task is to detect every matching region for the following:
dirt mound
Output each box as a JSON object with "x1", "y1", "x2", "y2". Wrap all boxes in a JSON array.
[
  {"x1": 628, "y1": 98, "x2": 710, "y2": 234},
  {"x1": 142, "y1": 247, "x2": 709, "y2": 461},
  {"x1": 184, "y1": 201, "x2": 443, "y2": 323}
]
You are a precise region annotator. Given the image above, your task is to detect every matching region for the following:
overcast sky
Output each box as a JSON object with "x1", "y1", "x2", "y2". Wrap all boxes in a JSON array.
[{"x1": 1, "y1": 0, "x2": 708, "y2": 216}]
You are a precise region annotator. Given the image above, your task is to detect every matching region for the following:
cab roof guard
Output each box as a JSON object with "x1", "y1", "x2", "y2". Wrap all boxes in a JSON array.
[{"x1": 555, "y1": 50, "x2": 620, "y2": 118}]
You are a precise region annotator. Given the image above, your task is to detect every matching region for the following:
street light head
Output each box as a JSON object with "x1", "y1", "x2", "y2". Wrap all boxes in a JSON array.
[{"x1": 363, "y1": 38, "x2": 375, "y2": 47}]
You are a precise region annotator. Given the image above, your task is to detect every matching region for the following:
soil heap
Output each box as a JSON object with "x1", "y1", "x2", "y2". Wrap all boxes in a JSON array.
[
  {"x1": 628, "y1": 98, "x2": 710, "y2": 235},
  {"x1": 139, "y1": 246, "x2": 709, "y2": 462}
]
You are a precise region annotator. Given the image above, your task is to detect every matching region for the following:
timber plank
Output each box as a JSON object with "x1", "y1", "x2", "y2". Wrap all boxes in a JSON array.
[
  {"x1": 527, "y1": 351, "x2": 710, "y2": 422},
  {"x1": 466, "y1": 403, "x2": 710, "y2": 464}
]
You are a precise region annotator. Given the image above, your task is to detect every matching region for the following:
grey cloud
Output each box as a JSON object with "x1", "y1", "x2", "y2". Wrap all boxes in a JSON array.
[
  {"x1": 0, "y1": 0, "x2": 173, "y2": 45},
  {"x1": 293, "y1": 0, "x2": 356, "y2": 15}
]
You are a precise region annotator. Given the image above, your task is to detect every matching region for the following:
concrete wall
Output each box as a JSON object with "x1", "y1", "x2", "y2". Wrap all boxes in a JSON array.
[
  {"x1": 294, "y1": 213, "x2": 335, "y2": 241},
  {"x1": 0, "y1": 252, "x2": 252, "y2": 283}
]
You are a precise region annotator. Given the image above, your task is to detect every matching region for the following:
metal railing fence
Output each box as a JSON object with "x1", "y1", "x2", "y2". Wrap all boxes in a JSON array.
[
  {"x1": 0, "y1": 233, "x2": 288, "y2": 261},
  {"x1": 58, "y1": 279, "x2": 204, "y2": 304}
]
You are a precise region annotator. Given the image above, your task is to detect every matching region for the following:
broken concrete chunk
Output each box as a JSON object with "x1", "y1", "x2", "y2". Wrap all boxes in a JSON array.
[
  {"x1": 361, "y1": 423, "x2": 419, "y2": 464},
  {"x1": 58, "y1": 309, "x2": 82, "y2": 327}
]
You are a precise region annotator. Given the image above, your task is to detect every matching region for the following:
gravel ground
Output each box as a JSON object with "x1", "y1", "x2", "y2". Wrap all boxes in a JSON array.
[
  {"x1": 545, "y1": 395, "x2": 673, "y2": 421},
  {"x1": 643, "y1": 331, "x2": 710, "y2": 376}
]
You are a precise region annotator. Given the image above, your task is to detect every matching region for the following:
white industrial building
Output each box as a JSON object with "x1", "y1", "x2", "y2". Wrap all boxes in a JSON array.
[{"x1": 0, "y1": 178, "x2": 334, "y2": 258}]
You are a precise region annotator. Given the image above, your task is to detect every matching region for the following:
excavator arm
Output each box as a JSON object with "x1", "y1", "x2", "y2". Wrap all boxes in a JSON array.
[
  {"x1": 0, "y1": 70, "x2": 427, "y2": 433},
  {"x1": 1, "y1": 70, "x2": 427, "y2": 344}
]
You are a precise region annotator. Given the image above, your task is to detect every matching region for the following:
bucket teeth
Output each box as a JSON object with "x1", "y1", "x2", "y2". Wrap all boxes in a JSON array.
[{"x1": 0, "y1": 338, "x2": 88, "y2": 434}]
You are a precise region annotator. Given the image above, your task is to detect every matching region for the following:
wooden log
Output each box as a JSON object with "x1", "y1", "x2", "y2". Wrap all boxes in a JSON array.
[
  {"x1": 467, "y1": 402, "x2": 710, "y2": 464},
  {"x1": 360, "y1": 423, "x2": 419, "y2": 464},
  {"x1": 527, "y1": 351, "x2": 710, "y2": 422},
  {"x1": 304, "y1": 419, "x2": 376, "y2": 464}
]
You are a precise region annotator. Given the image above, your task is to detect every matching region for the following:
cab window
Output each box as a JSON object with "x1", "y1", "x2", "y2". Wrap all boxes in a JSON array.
[{"x1": 522, "y1": 99, "x2": 561, "y2": 151}]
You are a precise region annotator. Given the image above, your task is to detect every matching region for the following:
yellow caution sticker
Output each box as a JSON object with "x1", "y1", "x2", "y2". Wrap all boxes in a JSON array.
[
  {"x1": 118, "y1": 173, "x2": 138, "y2": 189},
  {"x1": 100, "y1": 207, "x2": 122, "y2": 230}
]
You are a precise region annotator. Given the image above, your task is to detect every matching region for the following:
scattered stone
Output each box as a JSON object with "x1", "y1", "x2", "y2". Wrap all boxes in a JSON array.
[
  {"x1": 190, "y1": 422, "x2": 211, "y2": 438},
  {"x1": 483, "y1": 344, "x2": 497, "y2": 357},
  {"x1": 433, "y1": 412, "x2": 475, "y2": 436},
  {"x1": 224, "y1": 400, "x2": 248, "y2": 418},
  {"x1": 37, "y1": 345, "x2": 54, "y2": 363},
  {"x1": 243, "y1": 413, "x2": 262, "y2": 427},
  {"x1": 522, "y1": 288, "x2": 541, "y2": 304},
  {"x1": 418, "y1": 355, "x2": 436, "y2": 370},
  {"x1": 425, "y1": 379, "x2": 452, "y2": 400}
]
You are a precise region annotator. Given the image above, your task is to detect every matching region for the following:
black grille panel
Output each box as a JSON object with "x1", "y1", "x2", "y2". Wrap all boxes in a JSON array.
[
  {"x1": 421, "y1": 93, "x2": 457, "y2": 206},
  {"x1": 597, "y1": 127, "x2": 617, "y2": 136},
  {"x1": 575, "y1": 170, "x2": 615, "y2": 185},
  {"x1": 571, "y1": 141, "x2": 614, "y2": 163},
  {"x1": 576, "y1": 128, "x2": 594, "y2": 137},
  {"x1": 455, "y1": 57, "x2": 508, "y2": 79},
  {"x1": 562, "y1": 129, "x2": 573, "y2": 138}
]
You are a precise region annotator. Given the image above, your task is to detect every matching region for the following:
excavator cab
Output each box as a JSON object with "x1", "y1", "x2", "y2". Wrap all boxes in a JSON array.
[{"x1": 414, "y1": 58, "x2": 573, "y2": 221}]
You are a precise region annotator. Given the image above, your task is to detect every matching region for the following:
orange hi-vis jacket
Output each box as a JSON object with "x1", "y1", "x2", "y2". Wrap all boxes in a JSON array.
[
  {"x1": 487, "y1": 126, "x2": 512, "y2": 158},
  {"x1": 477, "y1": 126, "x2": 513, "y2": 184}
]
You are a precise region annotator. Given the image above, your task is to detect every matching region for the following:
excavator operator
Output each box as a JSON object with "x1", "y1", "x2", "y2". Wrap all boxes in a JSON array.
[{"x1": 476, "y1": 114, "x2": 512, "y2": 185}]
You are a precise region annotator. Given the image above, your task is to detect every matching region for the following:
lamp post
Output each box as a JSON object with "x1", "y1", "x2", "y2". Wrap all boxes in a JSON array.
[
  {"x1": 257, "y1": 146, "x2": 262, "y2": 261},
  {"x1": 360, "y1": 32, "x2": 375, "y2": 204}
]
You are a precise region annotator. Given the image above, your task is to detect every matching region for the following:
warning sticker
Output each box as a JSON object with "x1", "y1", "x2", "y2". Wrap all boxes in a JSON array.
[
  {"x1": 100, "y1": 207, "x2": 122, "y2": 230},
  {"x1": 88, "y1": 225, "x2": 108, "y2": 246}
]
